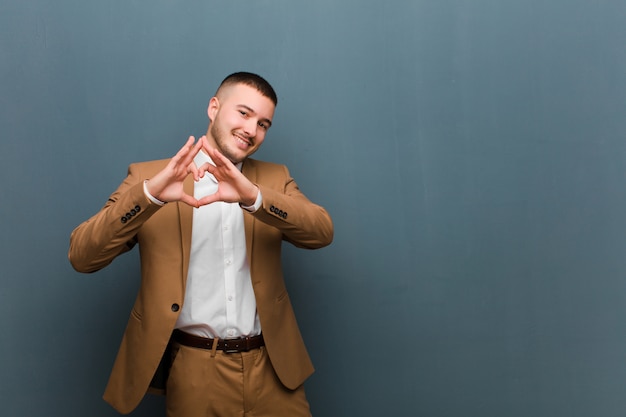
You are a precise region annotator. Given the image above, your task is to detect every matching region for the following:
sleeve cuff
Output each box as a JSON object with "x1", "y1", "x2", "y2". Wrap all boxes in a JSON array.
[
  {"x1": 143, "y1": 180, "x2": 167, "y2": 206},
  {"x1": 240, "y1": 188, "x2": 262, "y2": 212}
]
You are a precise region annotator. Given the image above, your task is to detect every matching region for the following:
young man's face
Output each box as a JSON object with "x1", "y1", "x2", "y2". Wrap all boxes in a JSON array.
[{"x1": 205, "y1": 83, "x2": 275, "y2": 164}]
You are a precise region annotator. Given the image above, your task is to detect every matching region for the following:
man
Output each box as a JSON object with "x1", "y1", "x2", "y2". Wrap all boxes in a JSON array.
[{"x1": 69, "y1": 72, "x2": 334, "y2": 416}]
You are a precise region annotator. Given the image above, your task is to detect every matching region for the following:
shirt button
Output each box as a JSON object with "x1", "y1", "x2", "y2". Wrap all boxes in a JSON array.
[
  {"x1": 225, "y1": 259, "x2": 232, "y2": 265},
  {"x1": 171, "y1": 304, "x2": 180, "y2": 312},
  {"x1": 228, "y1": 295, "x2": 233, "y2": 301}
]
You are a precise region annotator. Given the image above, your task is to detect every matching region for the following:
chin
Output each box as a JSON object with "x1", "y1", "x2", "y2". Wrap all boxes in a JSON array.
[
  {"x1": 229, "y1": 148, "x2": 255, "y2": 163},
  {"x1": 224, "y1": 151, "x2": 246, "y2": 164}
]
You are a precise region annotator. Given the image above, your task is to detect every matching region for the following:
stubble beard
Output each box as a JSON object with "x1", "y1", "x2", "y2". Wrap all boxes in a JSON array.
[{"x1": 209, "y1": 122, "x2": 244, "y2": 164}]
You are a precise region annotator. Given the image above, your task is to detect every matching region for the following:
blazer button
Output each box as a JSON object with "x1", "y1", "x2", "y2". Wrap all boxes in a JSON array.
[{"x1": 171, "y1": 304, "x2": 180, "y2": 312}]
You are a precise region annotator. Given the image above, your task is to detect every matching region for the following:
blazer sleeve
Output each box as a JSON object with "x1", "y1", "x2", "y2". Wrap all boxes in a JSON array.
[
  {"x1": 68, "y1": 162, "x2": 165, "y2": 273},
  {"x1": 252, "y1": 164, "x2": 334, "y2": 250}
]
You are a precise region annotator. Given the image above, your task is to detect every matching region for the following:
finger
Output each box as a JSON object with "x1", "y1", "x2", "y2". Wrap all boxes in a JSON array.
[
  {"x1": 197, "y1": 161, "x2": 213, "y2": 172},
  {"x1": 190, "y1": 135, "x2": 204, "y2": 155},
  {"x1": 179, "y1": 193, "x2": 200, "y2": 208},
  {"x1": 196, "y1": 192, "x2": 220, "y2": 206},
  {"x1": 183, "y1": 136, "x2": 204, "y2": 167},
  {"x1": 188, "y1": 162, "x2": 200, "y2": 181},
  {"x1": 169, "y1": 136, "x2": 195, "y2": 169},
  {"x1": 206, "y1": 147, "x2": 231, "y2": 167},
  {"x1": 176, "y1": 137, "x2": 206, "y2": 181},
  {"x1": 200, "y1": 135, "x2": 211, "y2": 152},
  {"x1": 196, "y1": 162, "x2": 214, "y2": 181},
  {"x1": 179, "y1": 136, "x2": 196, "y2": 157}
]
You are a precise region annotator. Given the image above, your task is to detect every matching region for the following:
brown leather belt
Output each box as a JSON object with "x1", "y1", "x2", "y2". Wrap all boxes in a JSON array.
[{"x1": 172, "y1": 329, "x2": 264, "y2": 353}]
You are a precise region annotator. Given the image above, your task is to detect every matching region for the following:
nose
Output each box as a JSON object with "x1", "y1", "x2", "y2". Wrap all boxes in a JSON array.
[{"x1": 243, "y1": 118, "x2": 257, "y2": 138}]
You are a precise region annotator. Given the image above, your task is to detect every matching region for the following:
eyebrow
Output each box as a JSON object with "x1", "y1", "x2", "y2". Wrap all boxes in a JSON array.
[{"x1": 237, "y1": 104, "x2": 272, "y2": 127}]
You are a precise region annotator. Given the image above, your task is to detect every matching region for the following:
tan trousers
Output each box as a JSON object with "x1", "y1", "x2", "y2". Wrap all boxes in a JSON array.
[{"x1": 165, "y1": 342, "x2": 312, "y2": 417}]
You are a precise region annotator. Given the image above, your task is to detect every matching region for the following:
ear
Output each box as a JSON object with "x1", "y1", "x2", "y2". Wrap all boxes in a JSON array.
[{"x1": 207, "y1": 97, "x2": 219, "y2": 122}]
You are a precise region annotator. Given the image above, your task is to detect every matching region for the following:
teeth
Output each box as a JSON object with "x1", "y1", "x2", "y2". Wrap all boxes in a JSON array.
[{"x1": 235, "y1": 135, "x2": 249, "y2": 146}]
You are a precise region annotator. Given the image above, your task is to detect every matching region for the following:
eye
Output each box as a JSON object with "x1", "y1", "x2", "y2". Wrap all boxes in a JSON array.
[
  {"x1": 258, "y1": 121, "x2": 268, "y2": 130},
  {"x1": 239, "y1": 110, "x2": 247, "y2": 116}
]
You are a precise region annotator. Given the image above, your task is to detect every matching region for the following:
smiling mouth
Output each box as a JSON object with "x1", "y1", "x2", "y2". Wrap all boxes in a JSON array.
[{"x1": 234, "y1": 134, "x2": 251, "y2": 148}]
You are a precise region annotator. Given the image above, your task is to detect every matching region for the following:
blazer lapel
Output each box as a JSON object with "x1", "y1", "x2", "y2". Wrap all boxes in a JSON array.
[
  {"x1": 242, "y1": 159, "x2": 256, "y2": 273},
  {"x1": 177, "y1": 175, "x2": 194, "y2": 287}
]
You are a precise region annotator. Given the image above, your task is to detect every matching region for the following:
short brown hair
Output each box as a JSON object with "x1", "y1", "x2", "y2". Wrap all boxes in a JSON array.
[{"x1": 217, "y1": 72, "x2": 278, "y2": 106}]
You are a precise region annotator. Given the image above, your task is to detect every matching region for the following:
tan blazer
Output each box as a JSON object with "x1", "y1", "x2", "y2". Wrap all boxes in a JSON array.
[{"x1": 69, "y1": 157, "x2": 333, "y2": 414}]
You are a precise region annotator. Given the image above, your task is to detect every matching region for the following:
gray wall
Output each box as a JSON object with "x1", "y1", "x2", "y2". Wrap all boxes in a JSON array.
[{"x1": 2, "y1": 1, "x2": 626, "y2": 416}]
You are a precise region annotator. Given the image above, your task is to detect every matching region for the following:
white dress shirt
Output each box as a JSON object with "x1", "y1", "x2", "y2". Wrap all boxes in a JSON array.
[{"x1": 145, "y1": 150, "x2": 262, "y2": 339}]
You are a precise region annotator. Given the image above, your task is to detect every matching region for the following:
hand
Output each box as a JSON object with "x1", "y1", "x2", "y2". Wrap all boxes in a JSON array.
[
  {"x1": 197, "y1": 146, "x2": 259, "y2": 207},
  {"x1": 145, "y1": 136, "x2": 211, "y2": 207}
]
